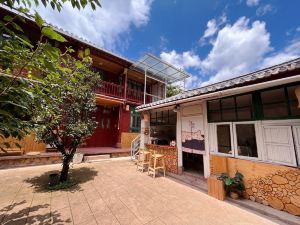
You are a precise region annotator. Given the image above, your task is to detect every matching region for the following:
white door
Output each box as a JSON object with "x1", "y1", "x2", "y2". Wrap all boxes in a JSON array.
[
  {"x1": 292, "y1": 126, "x2": 300, "y2": 167},
  {"x1": 262, "y1": 125, "x2": 297, "y2": 166}
]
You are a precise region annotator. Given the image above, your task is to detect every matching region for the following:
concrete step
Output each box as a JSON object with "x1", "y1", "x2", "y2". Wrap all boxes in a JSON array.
[{"x1": 84, "y1": 154, "x2": 110, "y2": 162}]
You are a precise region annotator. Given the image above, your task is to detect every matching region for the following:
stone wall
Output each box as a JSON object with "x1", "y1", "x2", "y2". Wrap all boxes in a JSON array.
[
  {"x1": 145, "y1": 144, "x2": 178, "y2": 174},
  {"x1": 245, "y1": 170, "x2": 300, "y2": 216},
  {"x1": 210, "y1": 155, "x2": 300, "y2": 216}
]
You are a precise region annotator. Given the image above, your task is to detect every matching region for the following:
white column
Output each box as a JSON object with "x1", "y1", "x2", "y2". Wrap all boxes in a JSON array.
[
  {"x1": 176, "y1": 108, "x2": 183, "y2": 173},
  {"x1": 202, "y1": 101, "x2": 210, "y2": 178},
  {"x1": 140, "y1": 112, "x2": 150, "y2": 148}
]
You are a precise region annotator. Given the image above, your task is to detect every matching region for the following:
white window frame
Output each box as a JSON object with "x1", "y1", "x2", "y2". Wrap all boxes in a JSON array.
[
  {"x1": 213, "y1": 122, "x2": 234, "y2": 157},
  {"x1": 292, "y1": 126, "x2": 300, "y2": 167},
  {"x1": 232, "y1": 121, "x2": 260, "y2": 161}
]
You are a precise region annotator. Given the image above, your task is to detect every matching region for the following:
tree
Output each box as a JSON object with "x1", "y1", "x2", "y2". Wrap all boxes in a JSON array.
[
  {"x1": 0, "y1": 0, "x2": 101, "y2": 148},
  {"x1": 33, "y1": 52, "x2": 101, "y2": 182},
  {"x1": 166, "y1": 85, "x2": 182, "y2": 97}
]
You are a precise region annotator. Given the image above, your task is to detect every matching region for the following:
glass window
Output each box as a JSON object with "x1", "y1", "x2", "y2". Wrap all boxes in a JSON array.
[
  {"x1": 222, "y1": 109, "x2": 236, "y2": 121},
  {"x1": 288, "y1": 85, "x2": 300, "y2": 116},
  {"x1": 235, "y1": 124, "x2": 258, "y2": 158},
  {"x1": 130, "y1": 107, "x2": 141, "y2": 132},
  {"x1": 208, "y1": 100, "x2": 220, "y2": 110},
  {"x1": 236, "y1": 94, "x2": 252, "y2": 107},
  {"x1": 217, "y1": 124, "x2": 232, "y2": 154},
  {"x1": 221, "y1": 98, "x2": 235, "y2": 109},
  {"x1": 261, "y1": 88, "x2": 288, "y2": 118}
]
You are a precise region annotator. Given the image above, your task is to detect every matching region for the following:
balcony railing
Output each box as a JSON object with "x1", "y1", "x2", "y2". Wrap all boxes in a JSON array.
[
  {"x1": 95, "y1": 80, "x2": 152, "y2": 104},
  {"x1": 96, "y1": 80, "x2": 124, "y2": 99}
]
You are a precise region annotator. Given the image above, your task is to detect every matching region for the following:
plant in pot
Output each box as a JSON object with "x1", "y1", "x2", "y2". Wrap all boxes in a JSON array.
[{"x1": 219, "y1": 171, "x2": 245, "y2": 199}]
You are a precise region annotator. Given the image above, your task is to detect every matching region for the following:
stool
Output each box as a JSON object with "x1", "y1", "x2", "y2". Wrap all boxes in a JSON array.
[
  {"x1": 148, "y1": 150, "x2": 166, "y2": 178},
  {"x1": 136, "y1": 148, "x2": 150, "y2": 172}
]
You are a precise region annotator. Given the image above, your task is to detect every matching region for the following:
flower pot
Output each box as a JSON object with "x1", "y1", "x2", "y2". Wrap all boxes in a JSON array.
[
  {"x1": 230, "y1": 191, "x2": 239, "y2": 199},
  {"x1": 49, "y1": 173, "x2": 59, "y2": 187}
]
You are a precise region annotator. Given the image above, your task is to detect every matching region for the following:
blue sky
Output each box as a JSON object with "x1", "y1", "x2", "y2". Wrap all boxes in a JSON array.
[{"x1": 36, "y1": 0, "x2": 300, "y2": 89}]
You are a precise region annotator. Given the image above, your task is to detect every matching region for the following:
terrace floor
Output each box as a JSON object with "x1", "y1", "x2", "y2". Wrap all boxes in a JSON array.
[{"x1": 0, "y1": 160, "x2": 280, "y2": 225}]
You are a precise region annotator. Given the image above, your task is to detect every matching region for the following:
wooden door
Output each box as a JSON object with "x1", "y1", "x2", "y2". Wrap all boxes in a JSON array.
[{"x1": 84, "y1": 106, "x2": 119, "y2": 147}]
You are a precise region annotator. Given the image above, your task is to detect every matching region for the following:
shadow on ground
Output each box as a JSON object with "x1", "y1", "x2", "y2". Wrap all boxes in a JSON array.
[
  {"x1": 24, "y1": 167, "x2": 98, "y2": 193},
  {"x1": 0, "y1": 200, "x2": 71, "y2": 224}
]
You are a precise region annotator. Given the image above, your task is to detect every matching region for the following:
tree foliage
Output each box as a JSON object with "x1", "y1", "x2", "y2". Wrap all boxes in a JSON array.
[
  {"x1": 0, "y1": 0, "x2": 100, "y2": 147},
  {"x1": 33, "y1": 52, "x2": 101, "y2": 181},
  {"x1": 166, "y1": 85, "x2": 182, "y2": 97}
]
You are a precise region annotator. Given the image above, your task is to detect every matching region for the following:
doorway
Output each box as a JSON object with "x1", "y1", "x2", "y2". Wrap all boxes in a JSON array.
[{"x1": 183, "y1": 152, "x2": 204, "y2": 175}]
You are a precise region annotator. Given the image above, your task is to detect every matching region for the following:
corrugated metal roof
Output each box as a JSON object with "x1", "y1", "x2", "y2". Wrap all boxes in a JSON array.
[{"x1": 136, "y1": 57, "x2": 300, "y2": 110}]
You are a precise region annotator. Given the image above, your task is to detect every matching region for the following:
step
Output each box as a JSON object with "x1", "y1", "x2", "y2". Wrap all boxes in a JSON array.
[{"x1": 84, "y1": 154, "x2": 110, "y2": 162}]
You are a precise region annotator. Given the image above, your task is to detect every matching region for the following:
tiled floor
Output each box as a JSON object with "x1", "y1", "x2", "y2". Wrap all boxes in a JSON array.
[{"x1": 0, "y1": 160, "x2": 278, "y2": 225}]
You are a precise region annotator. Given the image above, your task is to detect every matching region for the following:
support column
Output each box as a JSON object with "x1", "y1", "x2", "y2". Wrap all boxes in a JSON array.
[
  {"x1": 140, "y1": 112, "x2": 150, "y2": 149},
  {"x1": 176, "y1": 107, "x2": 183, "y2": 174},
  {"x1": 202, "y1": 101, "x2": 210, "y2": 178}
]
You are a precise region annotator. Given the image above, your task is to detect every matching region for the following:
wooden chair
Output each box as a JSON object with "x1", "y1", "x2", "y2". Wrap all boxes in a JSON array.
[
  {"x1": 148, "y1": 149, "x2": 166, "y2": 178},
  {"x1": 136, "y1": 148, "x2": 150, "y2": 172}
]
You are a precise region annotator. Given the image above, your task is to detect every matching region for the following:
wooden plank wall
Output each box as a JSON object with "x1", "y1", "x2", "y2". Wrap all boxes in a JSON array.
[
  {"x1": 121, "y1": 132, "x2": 139, "y2": 149},
  {"x1": 0, "y1": 134, "x2": 46, "y2": 153}
]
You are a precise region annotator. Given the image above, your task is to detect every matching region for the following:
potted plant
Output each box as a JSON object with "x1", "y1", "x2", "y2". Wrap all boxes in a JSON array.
[{"x1": 218, "y1": 171, "x2": 245, "y2": 199}]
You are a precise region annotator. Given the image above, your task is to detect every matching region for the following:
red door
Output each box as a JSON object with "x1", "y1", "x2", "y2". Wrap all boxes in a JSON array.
[{"x1": 84, "y1": 106, "x2": 119, "y2": 147}]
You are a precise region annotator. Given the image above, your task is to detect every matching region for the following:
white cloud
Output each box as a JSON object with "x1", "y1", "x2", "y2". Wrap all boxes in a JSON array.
[
  {"x1": 159, "y1": 35, "x2": 168, "y2": 51},
  {"x1": 200, "y1": 14, "x2": 227, "y2": 44},
  {"x1": 256, "y1": 4, "x2": 275, "y2": 16},
  {"x1": 261, "y1": 39, "x2": 300, "y2": 68},
  {"x1": 296, "y1": 27, "x2": 300, "y2": 32},
  {"x1": 201, "y1": 17, "x2": 271, "y2": 86},
  {"x1": 246, "y1": 0, "x2": 259, "y2": 7},
  {"x1": 35, "y1": 0, "x2": 153, "y2": 51},
  {"x1": 160, "y1": 50, "x2": 201, "y2": 70}
]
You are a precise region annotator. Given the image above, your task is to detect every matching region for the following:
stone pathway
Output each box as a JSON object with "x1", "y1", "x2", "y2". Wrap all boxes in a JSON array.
[{"x1": 0, "y1": 160, "x2": 279, "y2": 225}]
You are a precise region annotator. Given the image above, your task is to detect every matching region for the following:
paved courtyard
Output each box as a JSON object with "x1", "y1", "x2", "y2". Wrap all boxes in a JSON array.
[{"x1": 0, "y1": 160, "x2": 278, "y2": 225}]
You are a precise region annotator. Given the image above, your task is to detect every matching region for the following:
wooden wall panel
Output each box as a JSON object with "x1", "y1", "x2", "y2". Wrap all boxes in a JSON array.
[
  {"x1": 0, "y1": 134, "x2": 46, "y2": 154},
  {"x1": 121, "y1": 132, "x2": 139, "y2": 149}
]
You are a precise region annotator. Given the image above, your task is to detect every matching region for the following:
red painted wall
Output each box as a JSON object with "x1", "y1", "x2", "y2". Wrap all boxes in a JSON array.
[{"x1": 117, "y1": 106, "x2": 131, "y2": 143}]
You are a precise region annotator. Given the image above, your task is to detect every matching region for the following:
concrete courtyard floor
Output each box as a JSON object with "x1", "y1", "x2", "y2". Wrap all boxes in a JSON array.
[{"x1": 0, "y1": 160, "x2": 281, "y2": 225}]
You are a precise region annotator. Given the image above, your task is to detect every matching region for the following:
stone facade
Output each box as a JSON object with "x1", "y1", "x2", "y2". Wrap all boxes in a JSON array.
[
  {"x1": 145, "y1": 144, "x2": 178, "y2": 174},
  {"x1": 245, "y1": 169, "x2": 300, "y2": 216}
]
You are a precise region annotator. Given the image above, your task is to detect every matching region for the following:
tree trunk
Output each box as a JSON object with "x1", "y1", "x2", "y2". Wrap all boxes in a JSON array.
[{"x1": 60, "y1": 156, "x2": 71, "y2": 182}]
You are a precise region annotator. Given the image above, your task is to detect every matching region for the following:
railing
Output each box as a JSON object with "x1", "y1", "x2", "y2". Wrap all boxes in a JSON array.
[
  {"x1": 130, "y1": 134, "x2": 141, "y2": 160},
  {"x1": 126, "y1": 87, "x2": 144, "y2": 103},
  {"x1": 95, "y1": 80, "x2": 155, "y2": 104},
  {"x1": 95, "y1": 80, "x2": 124, "y2": 98}
]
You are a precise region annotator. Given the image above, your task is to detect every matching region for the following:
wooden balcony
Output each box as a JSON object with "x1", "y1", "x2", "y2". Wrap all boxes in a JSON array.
[{"x1": 95, "y1": 80, "x2": 151, "y2": 104}]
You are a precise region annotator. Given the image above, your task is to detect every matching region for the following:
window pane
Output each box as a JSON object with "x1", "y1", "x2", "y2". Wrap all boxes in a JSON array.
[
  {"x1": 222, "y1": 109, "x2": 236, "y2": 121},
  {"x1": 261, "y1": 88, "x2": 285, "y2": 104},
  {"x1": 221, "y1": 97, "x2": 235, "y2": 109},
  {"x1": 290, "y1": 101, "x2": 300, "y2": 116},
  {"x1": 263, "y1": 103, "x2": 288, "y2": 118},
  {"x1": 237, "y1": 107, "x2": 252, "y2": 120},
  {"x1": 236, "y1": 124, "x2": 258, "y2": 157},
  {"x1": 208, "y1": 100, "x2": 220, "y2": 110},
  {"x1": 236, "y1": 94, "x2": 252, "y2": 107},
  {"x1": 209, "y1": 111, "x2": 221, "y2": 122},
  {"x1": 217, "y1": 124, "x2": 232, "y2": 154},
  {"x1": 288, "y1": 86, "x2": 300, "y2": 116}
]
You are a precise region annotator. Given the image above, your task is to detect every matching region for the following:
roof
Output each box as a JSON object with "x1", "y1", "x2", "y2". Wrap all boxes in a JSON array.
[
  {"x1": 0, "y1": 6, "x2": 134, "y2": 65},
  {"x1": 136, "y1": 57, "x2": 300, "y2": 111},
  {"x1": 130, "y1": 53, "x2": 190, "y2": 84}
]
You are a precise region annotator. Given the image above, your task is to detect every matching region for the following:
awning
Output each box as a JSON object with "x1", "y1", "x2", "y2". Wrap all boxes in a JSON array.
[{"x1": 130, "y1": 53, "x2": 190, "y2": 84}]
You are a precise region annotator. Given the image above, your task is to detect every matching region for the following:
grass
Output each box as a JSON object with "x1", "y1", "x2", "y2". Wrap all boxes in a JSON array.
[{"x1": 48, "y1": 179, "x2": 78, "y2": 190}]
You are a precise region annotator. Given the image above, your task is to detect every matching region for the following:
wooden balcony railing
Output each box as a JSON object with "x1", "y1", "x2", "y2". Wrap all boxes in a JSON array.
[
  {"x1": 95, "y1": 80, "x2": 123, "y2": 99},
  {"x1": 95, "y1": 80, "x2": 152, "y2": 104}
]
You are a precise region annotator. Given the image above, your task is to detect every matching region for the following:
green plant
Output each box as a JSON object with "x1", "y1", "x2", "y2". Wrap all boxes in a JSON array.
[
  {"x1": 48, "y1": 179, "x2": 78, "y2": 190},
  {"x1": 219, "y1": 171, "x2": 245, "y2": 195}
]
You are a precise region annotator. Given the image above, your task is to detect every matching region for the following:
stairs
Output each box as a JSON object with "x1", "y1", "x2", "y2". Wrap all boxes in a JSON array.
[{"x1": 83, "y1": 154, "x2": 110, "y2": 163}]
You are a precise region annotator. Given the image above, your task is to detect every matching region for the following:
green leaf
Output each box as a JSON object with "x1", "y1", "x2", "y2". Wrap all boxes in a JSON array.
[
  {"x1": 3, "y1": 15, "x2": 13, "y2": 22},
  {"x1": 42, "y1": 27, "x2": 67, "y2": 42},
  {"x1": 84, "y1": 48, "x2": 90, "y2": 56},
  {"x1": 34, "y1": 12, "x2": 44, "y2": 27}
]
